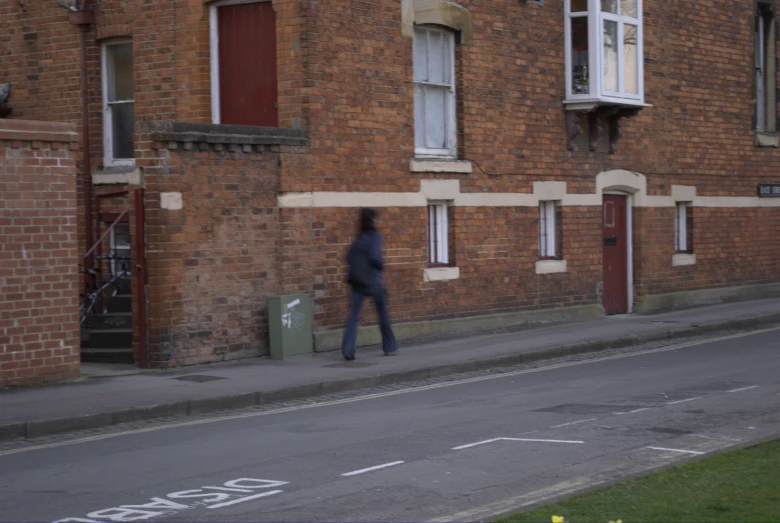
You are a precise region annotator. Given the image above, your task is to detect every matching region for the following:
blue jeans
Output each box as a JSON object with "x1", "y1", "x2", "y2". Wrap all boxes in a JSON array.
[{"x1": 341, "y1": 288, "x2": 397, "y2": 358}]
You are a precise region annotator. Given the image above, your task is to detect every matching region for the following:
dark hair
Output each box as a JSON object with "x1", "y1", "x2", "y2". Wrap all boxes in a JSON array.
[{"x1": 359, "y1": 207, "x2": 377, "y2": 232}]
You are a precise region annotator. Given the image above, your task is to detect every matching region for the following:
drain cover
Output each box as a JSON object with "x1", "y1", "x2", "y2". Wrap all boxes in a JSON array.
[
  {"x1": 322, "y1": 361, "x2": 377, "y2": 369},
  {"x1": 173, "y1": 374, "x2": 227, "y2": 383}
]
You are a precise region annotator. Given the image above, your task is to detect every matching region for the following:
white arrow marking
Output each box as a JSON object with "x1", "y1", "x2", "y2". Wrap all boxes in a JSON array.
[
  {"x1": 727, "y1": 385, "x2": 759, "y2": 393},
  {"x1": 647, "y1": 446, "x2": 705, "y2": 455},
  {"x1": 453, "y1": 437, "x2": 585, "y2": 450}
]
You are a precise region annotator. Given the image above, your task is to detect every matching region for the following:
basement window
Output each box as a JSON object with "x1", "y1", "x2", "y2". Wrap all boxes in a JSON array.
[
  {"x1": 539, "y1": 201, "x2": 563, "y2": 260},
  {"x1": 428, "y1": 202, "x2": 451, "y2": 266},
  {"x1": 675, "y1": 202, "x2": 693, "y2": 254}
]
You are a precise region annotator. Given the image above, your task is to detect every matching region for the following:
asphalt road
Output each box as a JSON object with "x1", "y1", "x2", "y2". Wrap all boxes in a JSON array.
[{"x1": 1, "y1": 327, "x2": 779, "y2": 523}]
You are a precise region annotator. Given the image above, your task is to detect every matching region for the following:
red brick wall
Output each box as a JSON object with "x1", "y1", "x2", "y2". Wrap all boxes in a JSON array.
[
  {"x1": 2, "y1": 0, "x2": 779, "y2": 363},
  {"x1": 634, "y1": 203, "x2": 780, "y2": 303},
  {"x1": 133, "y1": 133, "x2": 285, "y2": 367},
  {"x1": 0, "y1": 120, "x2": 81, "y2": 387}
]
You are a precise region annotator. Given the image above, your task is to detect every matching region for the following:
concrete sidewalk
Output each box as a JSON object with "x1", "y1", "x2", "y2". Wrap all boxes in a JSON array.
[{"x1": 1, "y1": 298, "x2": 779, "y2": 441}]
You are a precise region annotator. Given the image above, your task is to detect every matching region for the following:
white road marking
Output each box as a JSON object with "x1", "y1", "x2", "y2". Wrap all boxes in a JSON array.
[
  {"x1": 56, "y1": 477, "x2": 288, "y2": 522},
  {"x1": 453, "y1": 437, "x2": 585, "y2": 450},
  {"x1": 4, "y1": 326, "x2": 778, "y2": 458},
  {"x1": 666, "y1": 397, "x2": 701, "y2": 405},
  {"x1": 629, "y1": 407, "x2": 651, "y2": 413},
  {"x1": 727, "y1": 385, "x2": 760, "y2": 393},
  {"x1": 341, "y1": 461, "x2": 405, "y2": 477},
  {"x1": 207, "y1": 490, "x2": 283, "y2": 509},
  {"x1": 551, "y1": 418, "x2": 598, "y2": 428},
  {"x1": 452, "y1": 438, "x2": 504, "y2": 450},
  {"x1": 647, "y1": 446, "x2": 705, "y2": 455}
]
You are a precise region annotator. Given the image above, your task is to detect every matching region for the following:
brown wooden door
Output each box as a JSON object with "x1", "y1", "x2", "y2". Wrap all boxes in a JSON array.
[
  {"x1": 218, "y1": 1, "x2": 279, "y2": 127},
  {"x1": 602, "y1": 195, "x2": 629, "y2": 315}
]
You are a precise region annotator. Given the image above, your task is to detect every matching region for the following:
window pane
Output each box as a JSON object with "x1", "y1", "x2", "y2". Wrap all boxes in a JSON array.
[
  {"x1": 624, "y1": 24, "x2": 638, "y2": 94},
  {"x1": 413, "y1": 28, "x2": 428, "y2": 82},
  {"x1": 621, "y1": 0, "x2": 637, "y2": 18},
  {"x1": 540, "y1": 203, "x2": 545, "y2": 255},
  {"x1": 601, "y1": 0, "x2": 617, "y2": 13},
  {"x1": 111, "y1": 102, "x2": 135, "y2": 159},
  {"x1": 603, "y1": 20, "x2": 619, "y2": 92},
  {"x1": 424, "y1": 86, "x2": 447, "y2": 149},
  {"x1": 571, "y1": 17, "x2": 590, "y2": 94},
  {"x1": 756, "y1": 15, "x2": 766, "y2": 131},
  {"x1": 428, "y1": 31, "x2": 447, "y2": 85},
  {"x1": 571, "y1": 0, "x2": 588, "y2": 12},
  {"x1": 108, "y1": 43, "x2": 134, "y2": 102},
  {"x1": 113, "y1": 223, "x2": 131, "y2": 249},
  {"x1": 414, "y1": 84, "x2": 426, "y2": 149}
]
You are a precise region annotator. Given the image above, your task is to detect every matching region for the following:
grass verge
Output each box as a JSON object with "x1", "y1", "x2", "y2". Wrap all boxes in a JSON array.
[{"x1": 498, "y1": 439, "x2": 780, "y2": 523}]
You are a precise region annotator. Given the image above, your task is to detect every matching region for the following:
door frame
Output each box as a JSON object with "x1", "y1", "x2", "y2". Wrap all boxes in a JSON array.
[{"x1": 603, "y1": 191, "x2": 634, "y2": 313}]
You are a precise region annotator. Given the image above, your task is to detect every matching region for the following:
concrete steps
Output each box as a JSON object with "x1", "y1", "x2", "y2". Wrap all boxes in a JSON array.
[{"x1": 81, "y1": 278, "x2": 134, "y2": 364}]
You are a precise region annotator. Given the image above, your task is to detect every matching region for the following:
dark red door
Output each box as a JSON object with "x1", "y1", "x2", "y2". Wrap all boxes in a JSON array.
[
  {"x1": 218, "y1": 1, "x2": 279, "y2": 127},
  {"x1": 602, "y1": 195, "x2": 629, "y2": 315}
]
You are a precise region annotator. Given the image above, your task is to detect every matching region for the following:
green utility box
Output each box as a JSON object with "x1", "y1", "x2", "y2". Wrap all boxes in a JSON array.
[{"x1": 268, "y1": 294, "x2": 313, "y2": 360}]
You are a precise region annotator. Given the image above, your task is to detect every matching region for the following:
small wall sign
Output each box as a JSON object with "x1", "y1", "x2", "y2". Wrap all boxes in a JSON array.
[{"x1": 758, "y1": 183, "x2": 780, "y2": 197}]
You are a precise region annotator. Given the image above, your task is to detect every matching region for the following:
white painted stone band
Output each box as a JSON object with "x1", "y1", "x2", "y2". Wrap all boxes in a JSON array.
[
  {"x1": 535, "y1": 260, "x2": 567, "y2": 275},
  {"x1": 278, "y1": 170, "x2": 780, "y2": 209}
]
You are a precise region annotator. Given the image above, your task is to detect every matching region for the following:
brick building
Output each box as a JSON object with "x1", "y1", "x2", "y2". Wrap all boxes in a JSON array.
[{"x1": 1, "y1": 0, "x2": 779, "y2": 372}]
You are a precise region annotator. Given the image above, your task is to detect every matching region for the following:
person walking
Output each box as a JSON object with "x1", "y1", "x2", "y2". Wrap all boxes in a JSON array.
[{"x1": 341, "y1": 208, "x2": 397, "y2": 360}]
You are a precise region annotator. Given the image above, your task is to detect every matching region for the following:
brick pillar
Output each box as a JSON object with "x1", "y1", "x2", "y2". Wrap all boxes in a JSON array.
[{"x1": 0, "y1": 120, "x2": 81, "y2": 387}]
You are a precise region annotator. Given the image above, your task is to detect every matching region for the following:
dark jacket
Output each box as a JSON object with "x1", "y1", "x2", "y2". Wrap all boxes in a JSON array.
[{"x1": 346, "y1": 230, "x2": 384, "y2": 294}]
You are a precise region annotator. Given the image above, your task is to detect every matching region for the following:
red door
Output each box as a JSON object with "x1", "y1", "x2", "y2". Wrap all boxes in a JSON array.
[
  {"x1": 218, "y1": 2, "x2": 279, "y2": 127},
  {"x1": 602, "y1": 195, "x2": 629, "y2": 315}
]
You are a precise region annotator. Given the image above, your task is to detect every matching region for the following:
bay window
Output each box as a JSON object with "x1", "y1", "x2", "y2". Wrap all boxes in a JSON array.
[{"x1": 565, "y1": 0, "x2": 644, "y2": 106}]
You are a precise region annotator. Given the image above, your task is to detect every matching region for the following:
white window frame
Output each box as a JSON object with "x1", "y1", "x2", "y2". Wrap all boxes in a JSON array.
[
  {"x1": 564, "y1": 0, "x2": 644, "y2": 106},
  {"x1": 427, "y1": 202, "x2": 449, "y2": 265},
  {"x1": 674, "y1": 201, "x2": 691, "y2": 253},
  {"x1": 209, "y1": 0, "x2": 273, "y2": 125},
  {"x1": 539, "y1": 201, "x2": 560, "y2": 259},
  {"x1": 414, "y1": 26, "x2": 457, "y2": 159},
  {"x1": 101, "y1": 39, "x2": 135, "y2": 168}
]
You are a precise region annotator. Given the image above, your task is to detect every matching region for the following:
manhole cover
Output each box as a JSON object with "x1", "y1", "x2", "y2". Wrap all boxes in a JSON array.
[
  {"x1": 172, "y1": 374, "x2": 228, "y2": 383},
  {"x1": 321, "y1": 361, "x2": 377, "y2": 369}
]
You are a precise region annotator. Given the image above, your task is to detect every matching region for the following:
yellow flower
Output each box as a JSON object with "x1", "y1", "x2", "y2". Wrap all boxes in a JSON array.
[
  {"x1": 609, "y1": 520, "x2": 623, "y2": 523},
  {"x1": 552, "y1": 516, "x2": 565, "y2": 523}
]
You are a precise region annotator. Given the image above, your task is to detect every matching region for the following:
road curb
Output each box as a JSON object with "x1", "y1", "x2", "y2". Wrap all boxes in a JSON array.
[{"x1": 2, "y1": 314, "x2": 779, "y2": 442}]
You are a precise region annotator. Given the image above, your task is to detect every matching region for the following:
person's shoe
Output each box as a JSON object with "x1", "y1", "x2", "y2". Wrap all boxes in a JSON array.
[
  {"x1": 343, "y1": 355, "x2": 355, "y2": 361},
  {"x1": 383, "y1": 350, "x2": 399, "y2": 356}
]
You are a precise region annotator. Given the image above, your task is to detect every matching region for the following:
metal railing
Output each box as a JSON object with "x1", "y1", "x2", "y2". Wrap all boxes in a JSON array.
[{"x1": 79, "y1": 188, "x2": 147, "y2": 367}]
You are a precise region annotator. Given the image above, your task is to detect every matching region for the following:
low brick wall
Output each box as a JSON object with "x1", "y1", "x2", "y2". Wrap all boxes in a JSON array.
[{"x1": 0, "y1": 119, "x2": 81, "y2": 387}]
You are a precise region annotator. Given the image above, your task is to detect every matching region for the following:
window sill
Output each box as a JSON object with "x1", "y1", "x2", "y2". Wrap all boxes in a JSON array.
[
  {"x1": 672, "y1": 253, "x2": 696, "y2": 267},
  {"x1": 423, "y1": 266, "x2": 460, "y2": 282},
  {"x1": 410, "y1": 159, "x2": 473, "y2": 174},
  {"x1": 755, "y1": 132, "x2": 779, "y2": 147},
  {"x1": 563, "y1": 98, "x2": 651, "y2": 111},
  {"x1": 92, "y1": 166, "x2": 141, "y2": 185},
  {"x1": 535, "y1": 259, "x2": 567, "y2": 275}
]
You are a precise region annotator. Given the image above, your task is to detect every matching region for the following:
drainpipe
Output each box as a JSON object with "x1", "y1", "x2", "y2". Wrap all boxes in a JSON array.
[{"x1": 67, "y1": 2, "x2": 95, "y2": 285}]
